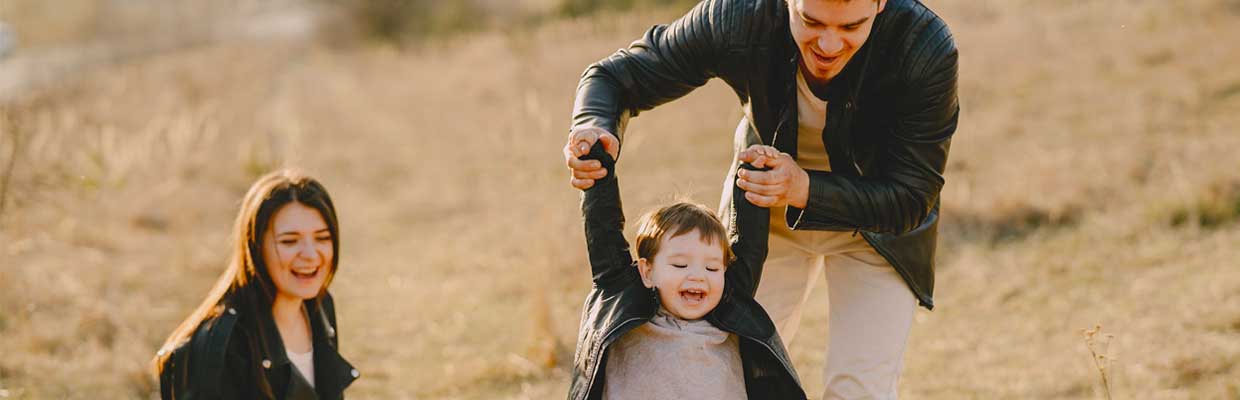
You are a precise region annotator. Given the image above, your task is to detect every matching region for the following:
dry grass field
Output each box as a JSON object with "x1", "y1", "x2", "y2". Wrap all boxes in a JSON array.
[{"x1": 1, "y1": 0, "x2": 1238, "y2": 399}]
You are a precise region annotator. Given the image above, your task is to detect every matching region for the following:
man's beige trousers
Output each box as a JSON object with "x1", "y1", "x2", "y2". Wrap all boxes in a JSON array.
[{"x1": 755, "y1": 207, "x2": 917, "y2": 400}]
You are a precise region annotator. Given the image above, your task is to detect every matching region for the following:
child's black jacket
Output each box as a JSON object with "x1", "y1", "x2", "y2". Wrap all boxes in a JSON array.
[{"x1": 569, "y1": 144, "x2": 805, "y2": 400}]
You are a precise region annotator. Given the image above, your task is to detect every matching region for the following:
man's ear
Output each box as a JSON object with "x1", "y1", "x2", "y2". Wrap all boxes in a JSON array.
[
  {"x1": 877, "y1": 0, "x2": 887, "y2": 14},
  {"x1": 637, "y1": 258, "x2": 655, "y2": 288}
]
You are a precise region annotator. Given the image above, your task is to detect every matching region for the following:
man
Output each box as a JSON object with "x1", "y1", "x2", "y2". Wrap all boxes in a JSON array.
[{"x1": 562, "y1": 0, "x2": 958, "y2": 398}]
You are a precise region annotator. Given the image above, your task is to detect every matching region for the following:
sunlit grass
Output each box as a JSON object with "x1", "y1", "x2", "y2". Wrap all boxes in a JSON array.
[{"x1": 1, "y1": 1, "x2": 1238, "y2": 399}]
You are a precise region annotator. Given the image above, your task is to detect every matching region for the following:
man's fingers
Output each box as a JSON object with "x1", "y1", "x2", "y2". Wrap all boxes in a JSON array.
[
  {"x1": 744, "y1": 191, "x2": 778, "y2": 207},
  {"x1": 570, "y1": 137, "x2": 595, "y2": 157},
  {"x1": 573, "y1": 168, "x2": 608, "y2": 180},
  {"x1": 763, "y1": 151, "x2": 793, "y2": 168},
  {"x1": 565, "y1": 127, "x2": 612, "y2": 189},
  {"x1": 567, "y1": 129, "x2": 602, "y2": 156},
  {"x1": 736, "y1": 178, "x2": 781, "y2": 196},
  {"x1": 739, "y1": 144, "x2": 780, "y2": 164},
  {"x1": 598, "y1": 132, "x2": 621, "y2": 159},
  {"x1": 738, "y1": 168, "x2": 781, "y2": 185},
  {"x1": 566, "y1": 156, "x2": 603, "y2": 171},
  {"x1": 751, "y1": 155, "x2": 770, "y2": 169},
  {"x1": 571, "y1": 177, "x2": 595, "y2": 190},
  {"x1": 738, "y1": 147, "x2": 760, "y2": 163}
]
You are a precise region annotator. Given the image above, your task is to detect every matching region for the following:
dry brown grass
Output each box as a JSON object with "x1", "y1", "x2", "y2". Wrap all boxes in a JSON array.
[{"x1": 1, "y1": 0, "x2": 1239, "y2": 399}]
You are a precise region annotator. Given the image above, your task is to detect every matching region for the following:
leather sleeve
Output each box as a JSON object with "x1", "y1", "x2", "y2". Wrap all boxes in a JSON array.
[
  {"x1": 725, "y1": 163, "x2": 771, "y2": 297},
  {"x1": 794, "y1": 19, "x2": 958, "y2": 234},
  {"x1": 570, "y1": 0, "x2": 745, "y2": 142},
  {"x1": 579, "y1": 143, "x2": 639, "y2": 288},
  {"x1": 161, "y1": 313, "x2": 244, "y2": 400}
]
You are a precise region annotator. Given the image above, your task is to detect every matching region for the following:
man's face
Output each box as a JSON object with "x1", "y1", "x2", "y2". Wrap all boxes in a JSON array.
[
  {"x1": 788, "y1": 0, "x2": 886, "y2": 85},
  {"x1": 637, "y1": 229, "x2": 727, "y2": 320}
]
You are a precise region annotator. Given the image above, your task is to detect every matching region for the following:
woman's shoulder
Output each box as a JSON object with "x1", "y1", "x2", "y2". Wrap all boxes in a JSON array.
[
  {"x1": 158, "y1": 305, "x2": 252, "y2": 399},
  {"x1": 199, "y1": 305, "x2": 258, "y2": 362}
]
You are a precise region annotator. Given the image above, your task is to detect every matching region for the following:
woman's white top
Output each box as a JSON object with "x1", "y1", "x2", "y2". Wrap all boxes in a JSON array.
[{"x1": 288, "y1": 348, "x2": 315, "y2": 388}]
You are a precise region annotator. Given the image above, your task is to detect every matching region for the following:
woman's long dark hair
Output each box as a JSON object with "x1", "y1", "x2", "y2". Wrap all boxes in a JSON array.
[{"x1": 152, "y1": 169, "x2": 340, "y2": 397}]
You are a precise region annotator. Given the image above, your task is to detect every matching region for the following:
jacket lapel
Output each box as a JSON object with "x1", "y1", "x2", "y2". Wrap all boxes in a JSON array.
[
  {"x1": 308, "y1": 299, "x2": 358, "y2": 399},
  {"x1": 769, "y1": 20, "x2": 800, "y2": 158}
]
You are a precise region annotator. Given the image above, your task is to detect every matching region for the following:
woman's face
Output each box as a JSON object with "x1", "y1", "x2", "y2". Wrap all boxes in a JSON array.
[{"x1": 262, "y1": 202, "x2": 333, "y2": 300}]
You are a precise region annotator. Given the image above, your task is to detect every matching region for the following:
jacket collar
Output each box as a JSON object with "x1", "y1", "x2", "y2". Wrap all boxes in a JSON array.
[
  {"x1": 308, "y1": 298, "x2": 358, "y2": 397},
  {"x1": 256, "y1": 300, "x2": 296, "y2": 370},
  {"x1": 256, "y1": 296, "x2": 358, "y2": 398}
]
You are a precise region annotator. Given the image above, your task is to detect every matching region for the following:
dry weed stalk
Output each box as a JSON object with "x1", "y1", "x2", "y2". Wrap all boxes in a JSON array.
[
  {"x1": 524, "y1": 277, "x2": 560, "y2": 371},
  {"x1": 1081, "y1": 324, "x2": 1116, "y2": 400},
  {"x1": 0, "y1": 107, "x2": 21, "y2": 220}
]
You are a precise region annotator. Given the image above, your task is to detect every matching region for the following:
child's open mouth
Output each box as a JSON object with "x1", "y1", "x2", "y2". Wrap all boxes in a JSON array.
[{"x1": 679, "y1": 288, "x2": 707, "y2": 305}]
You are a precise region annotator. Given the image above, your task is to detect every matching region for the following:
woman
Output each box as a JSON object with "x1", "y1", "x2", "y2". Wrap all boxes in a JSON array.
[{"x1": 153, "y1": 169, "x2": 359, "y2": 399}]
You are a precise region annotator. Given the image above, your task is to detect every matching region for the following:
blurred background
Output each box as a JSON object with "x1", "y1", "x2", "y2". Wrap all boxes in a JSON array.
[{"x1": 0, "y1": 0, "x2": 1237, "y2": 398}]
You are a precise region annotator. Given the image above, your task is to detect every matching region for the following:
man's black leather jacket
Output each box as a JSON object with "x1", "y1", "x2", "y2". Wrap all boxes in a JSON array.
[
  {"x1": 570, "y1": 145, "x2": 805, "y2": 400},
  {"x1": 571, "y1": 0, "x2": 959, "y2": 308}
]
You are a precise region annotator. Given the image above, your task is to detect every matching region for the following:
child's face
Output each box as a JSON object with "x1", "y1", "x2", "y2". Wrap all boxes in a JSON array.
[{"x1": 638, "y1": 229, "x2": 726, "y2": 320}]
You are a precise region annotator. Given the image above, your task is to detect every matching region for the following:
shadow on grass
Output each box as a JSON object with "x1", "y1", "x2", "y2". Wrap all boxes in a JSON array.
[{"x1": 942, "y1": 205, "x2": 1082, "y2": 246}]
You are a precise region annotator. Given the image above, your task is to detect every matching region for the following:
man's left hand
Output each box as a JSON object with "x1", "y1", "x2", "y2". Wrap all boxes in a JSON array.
[{"x1": 736, "y1": 145, "x2": 809, "y2": 209}]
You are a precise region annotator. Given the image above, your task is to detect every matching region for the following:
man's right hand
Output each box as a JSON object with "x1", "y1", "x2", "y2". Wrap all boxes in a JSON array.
[{"x1": 564, "y1": 127, "x2": 621, "y2": 189}]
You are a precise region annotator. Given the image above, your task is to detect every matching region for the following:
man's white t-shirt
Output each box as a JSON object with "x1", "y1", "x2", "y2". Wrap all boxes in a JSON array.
[{"x1": 765, "y1": 70, "x2": 877, "y2": 256}]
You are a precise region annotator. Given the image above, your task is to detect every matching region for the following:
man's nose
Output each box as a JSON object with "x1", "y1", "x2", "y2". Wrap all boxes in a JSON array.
[{"x1": 817, "y1": 30, "x2": 844, "y2": 54}]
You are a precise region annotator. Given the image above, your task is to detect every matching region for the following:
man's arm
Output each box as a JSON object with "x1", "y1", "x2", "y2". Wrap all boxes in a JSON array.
[
  {"x1": 570, "y1": 0, "x2": 727, "y2": 140},
  {"x1": 579, "y1": 143, "x2": 637, "y2": 287},
  {"x1": 566, "y1": 0, "x2": 746, "y2": 189},
  {"x1": 790, "y1": 35, "x2": 959, "y2": 234}
]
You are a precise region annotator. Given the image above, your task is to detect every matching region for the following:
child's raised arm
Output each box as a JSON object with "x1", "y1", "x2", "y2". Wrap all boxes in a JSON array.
[
  {"x1": 725, "y1": 163, "x2": 772, "y2": 297},
  {"x1": 579, "y1": 143, "x2": 638, "y2": 287}
]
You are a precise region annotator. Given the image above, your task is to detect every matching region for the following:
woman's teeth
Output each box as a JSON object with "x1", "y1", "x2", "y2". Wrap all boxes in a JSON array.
[{"x1": 292, "y1": 268, "x2": 318, "y2": 279}]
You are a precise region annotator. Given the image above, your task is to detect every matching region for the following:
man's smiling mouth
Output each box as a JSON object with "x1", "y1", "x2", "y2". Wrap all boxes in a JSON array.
[{"x1": 812, "y1": 49, "x2": 840, "y2": 66}]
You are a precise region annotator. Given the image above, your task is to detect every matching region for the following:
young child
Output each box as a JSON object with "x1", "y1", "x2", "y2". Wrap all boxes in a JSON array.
[{"x1": 569, "y1": 144, "x2": 805, "y2": 400}]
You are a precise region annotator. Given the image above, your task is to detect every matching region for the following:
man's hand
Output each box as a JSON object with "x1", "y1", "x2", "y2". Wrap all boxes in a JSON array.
[
  {"x1": 564, "y1": 127, "x2": 621, "y2": 190},
  {"x1": 736, "y1": 145, "x2": 810, "y2": 208}
]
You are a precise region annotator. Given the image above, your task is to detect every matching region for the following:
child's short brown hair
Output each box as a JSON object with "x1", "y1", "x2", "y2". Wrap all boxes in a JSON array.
[{"x1": 635, "y1": 202, "x2": 734, "y2": 263}]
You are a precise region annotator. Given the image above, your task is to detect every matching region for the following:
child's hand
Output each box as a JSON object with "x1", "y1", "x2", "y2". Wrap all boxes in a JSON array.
[
  {"x1": 738, "y1": 145, "x2": 781, "y2": 169},
  {"x1": 564, "y1": 127, "x2": 620, "y2": 190},
  {"x1": 736, "y1": 144, "x2": 809, "y2": 208}
]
